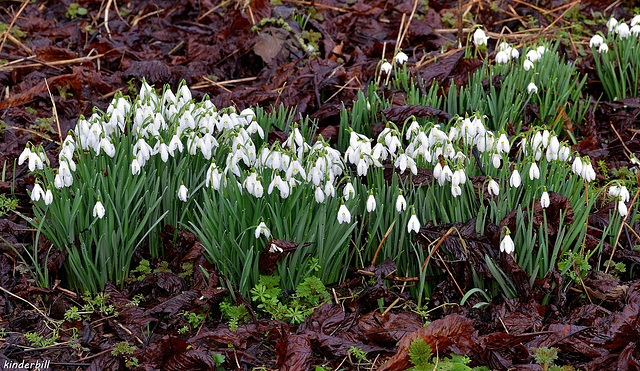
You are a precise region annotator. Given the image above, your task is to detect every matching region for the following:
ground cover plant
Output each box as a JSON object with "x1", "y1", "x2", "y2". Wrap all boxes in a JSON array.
[{"x1": 2, "y1": 0, "x2": 640, "y2": 370}]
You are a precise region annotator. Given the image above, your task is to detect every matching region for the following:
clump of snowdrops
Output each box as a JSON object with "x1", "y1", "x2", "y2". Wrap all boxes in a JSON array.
[
  {"x1": 21, "y1": 70, "x2": 631, "y2": 299},
  {"x1": 590, "y1": 14, "x2": 640, "y2": 100}
]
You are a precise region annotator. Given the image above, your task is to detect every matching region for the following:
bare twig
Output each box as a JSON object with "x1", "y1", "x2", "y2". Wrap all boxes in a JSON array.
[
  {"x1": 44, "y1": 79, "x2": 63, "y2": 147},
  {"x1": 0, "y1": 0, "x2": 29, "y2": 57}
]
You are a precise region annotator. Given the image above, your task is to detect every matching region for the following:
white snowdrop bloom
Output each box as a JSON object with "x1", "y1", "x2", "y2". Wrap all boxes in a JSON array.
[
  {"x1": 396, "y1": 194, "x2": 407, "y2": 213},
  {"x1": 177, "y1": 184, "x2": 189, "y2": 202},
  {"x1": 337, "y1": 204, "x2": 351, "y2": 224},
  {"x1": 599, "y1": 43, "x2": 609, "y2": 54},
  {"x1": 442, "y1": 165, "x2": 453, "y2": 184},
  {"x1": 28, "y1": 152, "x2": 44, "y2": 172},
  {"x1": 523, "y1": 59, "x2": 534, "y2": 71},
  {"x1": 454, "y1": 169, "x2": 467, "y2": 185},
  {"x1": 609, "y1": 185, "x2": 621, "y2": 198},
  {"x1": 473, "y1": 28, "x2": 488, "y2": 46},
  {"x1": 496, "y1": 133, "x2": 510, "y2": 154},
  {"x1": 495, "y1": 50, "x2": 510, "y2": 64},
  {"x1": 582, "y1": 161, "x2": 596, "y2": 182},
  {"x1": 406, "y1": 121, "x2": 421, "y2": 140},
  {"x1": 99, "y1": 137, "x2": 116, "y2": 158},
  {"x1": 395, "y1": 152, "x2": 410, "y2": 173},
  {"x1": 31, "y1": 184, "x2": 44, "y2": 202},
  {"x1": 343, "y1": 182, "x2": 356, "y2": 201},
  {"x1": 572, "y1": 156, "x2": 583, "y2": 175},
  {"x1": 246, "y1": 121, "x2": 264, "y2": 139},
  {"x1": 509, "y1": 47, "x2": 519, "y2": 59},
  {"x1": 158, "y1": 142, "x2": 169, "y2": 162},
  {"x1": 619, "y1": 200, "x2": 628, "y2": 217},
  {"x1": 558, "y1": 145, "x2": 571, "y2": 162},
  {"x1": 500, "y1": 233, "x2": 514, "y2": 254},
  {"x1": 131, "y1": 159, "x2": 141, "y2": 175},
  {"x1": 632, "y1": 14, "x2": 640, "y2": 26},
  {"x1": 619, "y1": 186, "x2": 630, "y2": 203},
  {"x1": 324, "y1": 180, "x2": 335, "y2": 198},
  {"x1": 43, "y1": 189, "x2": 53, "y2": 205},
  {"x1": 536, "y1": 45, "x2": 546, "y2": 55},
  {"x1": 616, "y1": 22, "x2": 631, "y2": 38},
  {"x1": 395, "y1": 51, "x2": 408, "y2": 64},
  {"x1": 607, "y1": 17, "x2": 618, "y2": 32},
  {"x1": 243, "y1": 172, "x2": 262, "y2": 198},
  {"x1": 631, "y1": 25, "x2": 640, "y2": 36},
  {"x1": 18, "y1": 147, "x2": 31, "y2": 166},
  {"x1": 366, "y1": 194, "x2": 376, "y2": 212},
  {"x1": 487, "y1": 179, "x2": 500, "y2": 196},
  {"x1": 407, "y1": 211, "x2": 420, "y2": 233},
  {"x1": 510, "y1": 169, "x2": 521, "y2": 188},
  {"x1": 380, "y1": 61, "x2": 392, "y2": 74},
  {"x1": 240, "y1": 107, "x2": 256, "y2": 123},
  {"x1": 255, "y1": 222, "x2": 270, "y2": 239},
  {"x1": 206, "y1": 163, "x2": 223, "y2": 190},
  {"x1": 527, "y1": 82, "x2": 538, "y2": 94},
  {"x1": 356, "y1": 157, "x2": 370, "y2": 177},
  {"x1": 168, "y1": 134, "x2": 183, "y2": 156},
  {"x1": 531, "y1": 131, "x2": 543, "y2": 151},
  {"x1": 315, "y1": 186, "x2": 325, "y2": 203},
  {"x1": 492, "y1": 154, "x2": 502, "y2": 169},
  {"x1": 268, "y1": 175, "x2": 290, "y2": 198},
  {"x1": 93, "y1": 201, "x2": 105, "y2": 219},
  {"x1": 590, "y1": 34, "x2": 604, "y2": 48},
  {"x1": 451, "y1": 184, "x2": 462, "y2": 198},
  {"x1": 286, "y1": 160, "x2": 306, "y2": 181},
  {"x1": 497, "y1": 41, "x2": 510, "y2": 52},
  {"x1": 540, "y1": 191, "x2": 550, "y2": 208},
  {"x1": 529, "y1": 162, "x2": 540, "y2": 180},
  {"x1": 54, "y1": 173, "x2": 64, "y2": 189},
  {"x1": 526, "y1": 49, "x2": 541, "y2": 62}
]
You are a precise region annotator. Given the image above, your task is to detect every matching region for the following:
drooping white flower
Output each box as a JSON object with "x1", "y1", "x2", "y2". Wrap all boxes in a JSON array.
[
  {"x1": 607, "y1": 17, "x2": 618, "y2": 32},
  {"x1": 451, "y1": 184, "x2": 462, "y2": 198},
  {"x1": 255, "y1": 222, "x2": 270, "y2": 239},
  {"x1": 510, "y1": 169, "x2": 521, "y2": 188},
  {"x1": 492, "y1": 154, "x2": 502, "y2": 169},
  {"x1": 366, "y1": 193, "x2": 376, "y2": 212},
  {"x1": 619, "y1": 200, "x2": 628, "y2": 217},
  {"x1": 30, "y1": 183, "x2": 44, "y2": 202},
  {"x1": 177, "y1": 184, "x2": 188, "y2": 202},
  {"x1": 487, "y1": 179, "x2": 500, "y2": 196},
  {"x1": 324, "y1": 180, "x2": 335, "y2": 198},
  {"x1": 380, "y1": 61, "x2": 392, "y2": 74},
  {"x1": 337, "y1": 203, "x2": 351, "y2": 224},
  {"x1": 523, "y1": 59, "x2": 534, "y2": 71},
  {"x1": 582, "y1": 161, "x2": 596, "y2": 182},
  {"x1": 526, "y1": 49, "x2": 541, "y2": 62},
  {"x1": 473, "y1": 28, "x2": 488, "y2": 47},
  {"x1": 500, "y1": 231, "x2": 515, "y2": 254},
  {"x1": 540, "y1": 191, "x2": 550, "y2": 208},
  {"x1": 572, "y1": 156, "x2": 583, "y2": 175},
  {"x1": 495, "y1": 50, "x2": 510, "y2": 64},
  {"x1": 93, "y1": 201, "x2": 105, "y2": 219},
  {"x1": 43, "y1": 189, "x2": 53, "y2": 205},
  {"x1": 396, "y1": 194, "x2": 407, "y2": 213},
  {"x1": 529, "y1": 162, "x2": 540, "y2": 180},
  {"x1": 407, "y1": 211, "x2": 420, "y2": 233},
  {"x1": 590, "y1": 34, "x2": 604, "y2": 48},
  {"x1": 599, "y1": 43, "x2": 609, "y2": 54},
  {"x1": 343, "y1": 182, "x2": 356, "y2": 201},
  {"x1": 315, "y1": 186, "x2": 325, "y2": 203},
  {"x1": 18, "y1": 147, "x2": 31, "y2": 166},
  {"x1": 527, "y1": 82, "x2": 538, "y2": 94},
  {"x1": 395, "y1": 51, "x2": 408, "y2": 64},
  {"x1": 131, "y1": 159, "x2": 141, "y2": 175},
  {"x1": 616, "y1": 22, "x2": 631, "y2": 38}
]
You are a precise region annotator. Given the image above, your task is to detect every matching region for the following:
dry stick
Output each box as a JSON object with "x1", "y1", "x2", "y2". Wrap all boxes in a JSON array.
[
  {"x1": 382, "y1": 297, "x2": 401, "y2": 316},
  {"x1": 575, "y1": 261, "x2": 593, "y2": 304},
  {"x1": 371, "y1": 221, "x2": 395, "y2": 266},
  {"x1": 131, "y1": 8, "x2": 165, "y2": 27},
  {"x1": 610, "y1": 123, "x2": 633, "y2": 160},
  {"x1": 0, "y1": 285, "x2": 54, "y2": 323},
  {"x1": 535, "y1": 0, "x2": 580, "y2": 38},
  {"x1": 0, "y1": 31, "x2": 32, "y2": 54},
  {"x1": 0, "y1": 0, "x2": 29, "y2": 57},
  {"x1": 103, "y1": 0, "x2": 114, "y2": 38},
  {"x1": 44, "y1": 79, "x2": 63, "y2": 147},
  {"x1": 0, "y1": 53, "x2": 106, "y2": 72},
  {"x1": 8, "y1": 126, "x2": 55, "y2": 142},
  {"x1": 435, "y1": 250, "x2": 465, "y2": 297},
  {"x1": 457, "y1": 0, "x2": 463, "y2": 42},
  {"x1": 281, "y1": 0, "x2": 349, "y2": 13},
  {"x1": 421, "y1": 227, "x2": 454, "y2": 270},
  {"x1": 606, "y1": 182, "x2": 640, "y2": 274},
  {"x1": 624, "y1": 222, "x2": 640, "y2": 243}
]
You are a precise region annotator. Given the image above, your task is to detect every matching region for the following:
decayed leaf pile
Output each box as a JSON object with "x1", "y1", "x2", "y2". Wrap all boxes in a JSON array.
[{"x1": 1, "y1": 0, "x2": 640, "y2": 369}]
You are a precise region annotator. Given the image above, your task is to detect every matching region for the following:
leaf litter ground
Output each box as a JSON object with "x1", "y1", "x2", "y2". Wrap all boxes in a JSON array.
[{"x1": 1, "y1": 0, "x2": 640, "y2": 369}]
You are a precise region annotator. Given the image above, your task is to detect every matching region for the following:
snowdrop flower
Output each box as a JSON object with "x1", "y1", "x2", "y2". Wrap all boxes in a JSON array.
[
  {"x1": 523, "y1": 59, "x2": 534, "y2": 71},
  {"x1": 343, "y1": 182, "x2": 356, "y2": 201},
  {"x1": 395, "y1": 51, "x2": 408, "y2": 64},
  {"x1": 30, "y1": 183, "x2": 44, "y2": 202},
  {"x1": 131, "y1": 159, "x2": 141, "y2": 175},
  {"x1": 168, "y1": 134, "x2": 184, "y2": 155},
  {"x1": 407, "y1": 209, "x2": 420, "y2": 233},
  {"x1": 473, "y1": 28, "x2": 488, "y2": 46},
  {"x1": 177, "y1": 184, "x2": 189, "y2": 202},
  {"x1": 93, "y1": 201, "x2": 105, "y2": 219},
  {"x1": 510, "y1": 169, "x2": 521, "y2": 188},
  {"x1": 451, "y1": 184, "x2": 462, "y2": 198},
  {"x1": 337, "y1": 203, "x2": 351, "y2": 224},
  {"x1": 616, "y1": 22, "x2": 631, "y2": 38},
  {"x1": 255, "y1": 222, "x2": 270, "y2": 239},
  {"x1": 540, "y1": 190, "x2": 550, "y2": 208},
  {"x1": 558, "y1": 146, "x2": 571, "y2": 162},
  {"x1": 496, "y1": 133, "x2": 510, "y2": 154},
  {"x1": 315, "y1": 186, "x2": 325, "y2": 203},
  {"x1": 396, "y1": 193, "x2": 407, "y2": 213},
  {"x1": 509, "y1": 47, "x2": 519, "y2": 59},
  {"x1": 529, "y1": 162, "x2": 540, "y2": 180},
  {"x1": 619, "y1": 186, "x2": 630, "y2": 203},
  {"x1": 324, "y1": 180, "x2": 335, "y2": 198},
  {"x1": 581, "y1": 161, "x2": 596, "y2": 182},
  {"x1": 43, "y1": 189, "x2": 53, "y2": 205},
  {"x1": 590, "y1": 34, "x2": 604, "y2": 48},
  {"x1": 18, "y1": 147, "x2": 31, "y2": 166},
  {"x1": 500, "y1": 229, "x2": 515, "y2": 254},
  {"x1": 495, "y1": 51, "x2": 510, "y2": 64},
  {"x1": 598, "y1": 43, "x2": 609, "y2": 53},
  {"x1": 492, "y1": 154, "x2": 502, "y2": 169},
  {"x1": 487, "y1": 178, "x2": 499, "y2": 196},
  {"x1": 366, "y1": 193, "x2": 376, "y2": 212},
  {"x1": 607, "y1": 17, "x2": 618, "y2": 33},
  {"x1": 619, "y1": 200, "x2": 628, "y2": 217},
  {"x1": 158, "y1": 142, "x2": 170, "y2": 162},
  {"x1": 381, "y1": 61, "x2": 392, "y2": 74},
  {"x1": 632, "y1": 14, "x2": 640, "y2": 27},
  {"x1": 527, "y1": 82, "x2": 538, "y2": 94},
  {"x1": 246, "y1": 121, "x2": 264, "y2": 139},
  {"x1": 54, "y1": 173, "x2": 64, "y2": 189},
  {"x1": 572, "y1": 156, "x2": 583, "y2": 175},
  {"x1": 268, "y1": 174, "x2": 290, "y2": 198},
  {"x1": 526, "y1": 49, "x2": 541, "y2": 62},
  {"x1": 631, "y1": 25, "x2": 640, "y2": 36}
]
